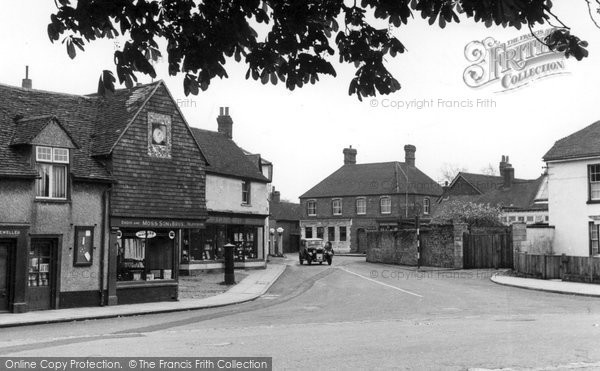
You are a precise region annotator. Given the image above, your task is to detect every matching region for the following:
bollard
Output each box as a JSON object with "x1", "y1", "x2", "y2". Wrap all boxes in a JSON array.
[{"x1": 224, "y1": 243, "x2": 235, "y2": 285}]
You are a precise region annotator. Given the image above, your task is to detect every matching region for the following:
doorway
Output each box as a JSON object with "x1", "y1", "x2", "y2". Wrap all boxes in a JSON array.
[
  {"x1": 0, "y1": 240, "x2": 14, "y2": 312},
  {"x1": 27, "y1": 238, "x2": 58, "y2": 311}
]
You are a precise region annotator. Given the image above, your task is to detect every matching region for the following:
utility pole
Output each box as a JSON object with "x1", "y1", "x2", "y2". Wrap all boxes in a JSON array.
[{"x1": 415, "y1": 215, "x2": 421, "y2": 270}]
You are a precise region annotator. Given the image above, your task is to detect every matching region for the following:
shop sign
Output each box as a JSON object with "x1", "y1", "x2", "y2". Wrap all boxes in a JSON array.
[
  {"x1": 136, "y1": 230, "x2": 157, "y2": 239},
  {"x1": 0, "y1": 229, "x2": 21, "y2": 236},
  {"x1": 112, "y1": 217, "x2": 205, "y2": 229},
  {"x1": 168, "y1": 231, "x2": 176, "y2": 239}
]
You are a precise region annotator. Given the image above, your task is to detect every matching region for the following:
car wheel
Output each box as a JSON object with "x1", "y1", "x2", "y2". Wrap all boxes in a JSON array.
[
  {"x1": 307, "y1": 258, "x2": 312, "y2": 265},
  {"x1": 299, "y1": 257, "x2": 303, "y2": 265},
  {"x1": 319, "y1": 261, "x2": 323, "y2": 265}
]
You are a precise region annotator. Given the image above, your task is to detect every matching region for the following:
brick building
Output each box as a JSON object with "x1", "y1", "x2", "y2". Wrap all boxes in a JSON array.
[
  {"x1": 299, "y1": 145, "x2": 443, "y2": 253},
  {"x1": 0, "y1": 77, "x2": 207, "y2": 312},
  {"x1": 268, "y1": 189, "x2": 302, "y2": 254}
]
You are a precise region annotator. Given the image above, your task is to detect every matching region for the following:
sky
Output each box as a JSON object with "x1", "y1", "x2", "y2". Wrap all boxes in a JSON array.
[{"x1": 1, "y1": 1, "x2": 600, "y2": 202}]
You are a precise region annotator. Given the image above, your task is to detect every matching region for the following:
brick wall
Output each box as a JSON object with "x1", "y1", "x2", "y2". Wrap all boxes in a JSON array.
[{"x1": 366, "y1": 230, "x2": 418, "y2": 265}]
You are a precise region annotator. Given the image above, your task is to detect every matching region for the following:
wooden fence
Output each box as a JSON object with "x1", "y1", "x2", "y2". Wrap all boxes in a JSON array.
[{"x1": 514, "y1": 252, "x2": 600, "y2": 283}]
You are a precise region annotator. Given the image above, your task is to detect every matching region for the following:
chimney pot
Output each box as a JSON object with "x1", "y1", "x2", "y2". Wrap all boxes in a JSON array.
[
  {"x1": 21, "y1": 65, "x2": 32, "y2": 89},
  {"x1": 343, "y1": 146, "x2": 357, "y2": 165},
  {"x1": 404, "y1": 144, "x2": 416, "y2": 167}
]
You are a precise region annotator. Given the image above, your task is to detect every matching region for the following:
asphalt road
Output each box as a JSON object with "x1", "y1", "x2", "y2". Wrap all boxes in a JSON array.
[{"x1": 3, "y1": 256, "x2": 600, "y2": 370}]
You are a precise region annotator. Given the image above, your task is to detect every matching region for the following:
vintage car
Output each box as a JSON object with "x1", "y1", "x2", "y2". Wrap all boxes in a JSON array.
[{"x1": 299, "y1": 238, "x2": 333, "y2": 265}]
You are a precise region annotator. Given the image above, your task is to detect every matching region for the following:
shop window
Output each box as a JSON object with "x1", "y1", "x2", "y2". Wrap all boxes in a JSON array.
[
  {"x1": 356, "y1": 197, "x2": 366, "y2": 215},
  {"x1": 73, "y1": 226, "x2": 94, "y2": 266},
  {"x1": 242, "y1": 181, "x2": 251, "y2": 205},
  {"x1": 305, "y1": 227, "x2": 313, "y2": 238},
  {"x1": 340, "y1": 226, "x2": 347, "y2": 241},
  {"x1": 35, "y1": 146, "x2": 68, "y2": 200},
  {"x1": 317, "y1": 227, "x2": 324, "y2": 239},
  {"x1": 332, "y1": 199, "x2": 342, "y2": 215},
  {"x1": 380, "y1": 196, "x2": 391, "y2": 214},
  {"x1": 117, "y1": 230, "x2": 175, "y2": 282},
  {"x1": 230, "y1": 226, "x2": 260, "y2": 261},
  {"x1": 328, "y1": 226, "x2": 335, "y2": 241},
  {"x1": 307, "y1": 200, "x2": 316, "y2": 216}
]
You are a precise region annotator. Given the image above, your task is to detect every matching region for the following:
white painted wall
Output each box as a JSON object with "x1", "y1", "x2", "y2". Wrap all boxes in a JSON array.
[
  {"x1": 205, "y1": 174, "x2": 269, "y2": 215},
  {"x1": 548, "y1": 159, "x2": 600, "y2": 256}
]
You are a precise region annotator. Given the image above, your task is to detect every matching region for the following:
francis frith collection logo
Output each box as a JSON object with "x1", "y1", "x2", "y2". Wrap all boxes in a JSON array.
[{"x1": 463, "y1": 29, "x2": 568, "y2": 92}]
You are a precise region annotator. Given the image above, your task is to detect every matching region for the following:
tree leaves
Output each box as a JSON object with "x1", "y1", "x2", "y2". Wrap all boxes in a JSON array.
[{"x1": 47, "y1": 0, "x2": 589, "y2": 100}]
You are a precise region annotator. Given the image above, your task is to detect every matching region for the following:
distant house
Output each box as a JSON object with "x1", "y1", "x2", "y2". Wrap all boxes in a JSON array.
[
  {"x1": 181, "y1": 108, "x2": 271, "y2": 273},
  {"x1": 299, "y1": 145, "x2": 443, "y2": 253},
  {"x1": 440, "y1": 156, "x2": 548, "y2": 225},
  {"x1": 269, "y1": 189, "x2": 302, "y2": 254},
  {"x1": 544, "y1": 120, "x2": 600, "y2": 256}
]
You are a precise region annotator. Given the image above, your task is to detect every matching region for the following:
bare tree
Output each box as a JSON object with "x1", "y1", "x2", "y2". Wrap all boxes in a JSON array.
[
  {"x1": 439, "y1": 163, "x2": 468, "y2": 184},
  {"x1": 480, "y1": 163, "x2": 498, "y2": 176}
]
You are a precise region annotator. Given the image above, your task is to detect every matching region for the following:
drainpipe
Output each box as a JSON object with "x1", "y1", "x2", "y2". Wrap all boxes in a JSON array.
[{"x1": 99, "y1": 186, "x2": 111, "y2": 306}]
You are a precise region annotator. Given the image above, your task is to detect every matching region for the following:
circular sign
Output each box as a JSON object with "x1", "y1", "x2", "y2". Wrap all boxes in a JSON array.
[
  {"x1": 136, "y1": 230, "x2": 156, "y2": 239},
  {"x1": 168, "y1": 231, "x2": 176, "y2": 239},
  {"x1": 116, "y1": 230, "x2": 122, "y2": 240}
]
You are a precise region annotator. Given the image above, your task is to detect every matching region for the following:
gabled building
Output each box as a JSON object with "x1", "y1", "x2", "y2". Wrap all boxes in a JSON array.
[
  {"x1": 0, "y1": 76, "x2": 208, "y2": 312},
  {"x1": 440, "y1": 156, "x2": 548, "y2": 225},
  {"x1": 180, "y1": 108, "x2": 271, "y2": 273},
  {"x1": 544, "y1": 120, "x2": 600, "y2": 256},
  {"x1": 299, "y1": 145, "x2": 443, "y2": 253},
  {"x1": 269, "y1": 189, "x2": 302, "y2": 254}
]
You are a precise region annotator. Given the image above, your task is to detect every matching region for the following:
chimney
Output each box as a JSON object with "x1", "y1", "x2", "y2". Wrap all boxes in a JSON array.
[
  {"x1": 21, "y1": 66, "x2": 32, "y2": 89},
  {"x1": 503, "y1": 165, "x2": 514, "y2": 188},
  {"x1": 404, "y1": 144, "x2": 416, "y2": 167},
  {"x1": 499, "y1": 155, "x2": 510, "y2": 176},
  {"x1": 343, "y1": 146, "x2": 357, "y2": 165},
  {"x1": 271, "y1": 190, "x2": 281, "y2": 203},
  {"x1": 217, "y1": 106, "x2": 233, "y2": 139}
]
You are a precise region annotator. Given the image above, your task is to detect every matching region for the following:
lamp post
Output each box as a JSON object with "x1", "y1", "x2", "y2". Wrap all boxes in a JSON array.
[
  {"x1": 276, "y1": 227, "x2": 284, "y2": 256},
  {"x1": 269, "y1": 228, "x2": 275, "y2": 256}
]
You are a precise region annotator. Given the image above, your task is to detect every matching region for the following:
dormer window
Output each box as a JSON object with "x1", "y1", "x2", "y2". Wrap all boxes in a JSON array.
[{"x1": 36, "y1": 146, "x2": 69, "y2": 199}]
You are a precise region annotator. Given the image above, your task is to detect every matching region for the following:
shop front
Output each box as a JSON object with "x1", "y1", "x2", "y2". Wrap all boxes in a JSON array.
[
  {"x1": 180, "y1": 213, "x2": 267, "y2": 274},
  {"x1": 109, "y1": 217, "x2": 205, "y2": 305},
  {"x1": 0, "y1": 225, "x2": 29, "y2": 313}
]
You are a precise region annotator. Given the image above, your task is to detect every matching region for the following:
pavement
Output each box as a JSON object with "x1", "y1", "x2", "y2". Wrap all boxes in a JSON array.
[
  {"x1": 0, "y1": 262, "x2": 286, "y2": 328},
  {"x1": 491, "y1": 271, "x2": 600, "y2": 297}
]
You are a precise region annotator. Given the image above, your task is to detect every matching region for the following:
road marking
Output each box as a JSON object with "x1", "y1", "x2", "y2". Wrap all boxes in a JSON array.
[{"x1": 337, "y1": 267, "x2": 423, "y2": 298}]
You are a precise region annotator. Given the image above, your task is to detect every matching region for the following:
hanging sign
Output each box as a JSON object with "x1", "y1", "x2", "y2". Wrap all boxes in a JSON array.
[
  {"x1": 168, "y1": 231, "x2": 176, "y2": 239},
  {"x1": 136, "y1": 230, "x2": 157, "y2": 239}
]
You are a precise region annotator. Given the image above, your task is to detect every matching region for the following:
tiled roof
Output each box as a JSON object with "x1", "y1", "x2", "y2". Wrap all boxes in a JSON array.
[
  {"x1": 270, "y1": 201, "x2": 302, "y2": 221},
  {"x1": 300, "y1": 162, "x2": 443, "y2": 199},
  {"x1": 0, "y1": 83, "x2": 112, "y2": 181},
  {"x1": 544, "y1": 120, "x2": 600, "y2": 161},
  {"x1": 452, "y1": 172, "x2": 529, "y2": 194},
  {"x1": 190, "y1": 127, "x2": 269, "y2": 182}
]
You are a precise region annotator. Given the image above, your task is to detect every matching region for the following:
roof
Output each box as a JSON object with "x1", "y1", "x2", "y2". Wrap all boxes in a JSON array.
[
  {"x1": 450, "y1": 172, "x2": 527, "y2": 194},
  {"x1": 300, "y1": 162, "x2": 443, "y2": 199},
  {"x1": 190, "y1": 127, "x2": 269, "y2": 182},
  {"x1": 438, "y1": 176, "x2": 548, "y2": 212},
  {"x1": 270, "y1": 201, "x2": 302, "y2": 221},
  {"x1": 0, "y1": 83, "x2": 112, "y2": 181},
  {"x1": 544, "y1": 120, "x2": 600, "y2": 161}
]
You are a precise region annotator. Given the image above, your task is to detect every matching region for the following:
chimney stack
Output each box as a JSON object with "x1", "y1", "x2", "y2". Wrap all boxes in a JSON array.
[
  {"x1": 499, "y1": 155, "x2": 510, "y2": 176},
  {"x1": 404, "y1": 144, "x2": 416, "y2": 167},
  {"x1": 503, "y1": 165, "x2": 515, "y2": 188},
  {"x1": 21, "y1": 66, "x2": 32, "y2": 89},
  {"x1": 343, "y1": 146, "x2": 357, "y2": 165},
  {"x1": 271, "y1": 189, "x2": 281, "y2": 203},
  {"x1": 217, "y1": 106, "x2": 233, "y2": 139}
]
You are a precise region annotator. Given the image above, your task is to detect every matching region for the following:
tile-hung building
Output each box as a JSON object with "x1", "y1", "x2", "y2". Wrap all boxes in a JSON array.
[
  {"x1": 299, "y1": 145, "x2": 443, "y2": 253},
  {"x1": 179, "y1": 108, "x2": 270, "y2": 274},
  {"x1": 0, "y1": 78, "x2": 207, "y2": 312}
]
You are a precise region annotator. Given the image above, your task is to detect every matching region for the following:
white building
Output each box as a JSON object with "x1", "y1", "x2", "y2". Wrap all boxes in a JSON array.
[{"x1": 544, "y1": 120, "x2": 600, "y2": 256}]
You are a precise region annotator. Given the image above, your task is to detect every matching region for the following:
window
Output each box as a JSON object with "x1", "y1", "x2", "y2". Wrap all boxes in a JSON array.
[
  {"x1": 117, "y1": 230, "x2": 176, "y2": 282},
  {"x1": 501, "y1": 217, "x2": 508, "y2": 223},
  {"x1": 332, "y1": 199, "x2": 342, "y2": 215},
  {"x1": 518, "y1": 216, "x2": 525, "y2": 222},
  {"x1": 535, "y1": 215, "x2": 544, "y2": 223},
  {"x1": 242, "y1": 181, "x2": 251, "y2": 204},
  {"x1": 380, "y1": 196, "x2": 391, "y2": 214},
  {"x1": 36, "y1": 146, "x2": 68, "y2": 199},
  {"x1": 526, "y1": 216, "x2": 534, "y2": 223},
  {"x1": 356, "y1": 198, "x2": 366, "y2": 215},
  {"x1": 423, "y1": 198, "x2": 430, "y2": 215},
  {"x1": 307, "y1": 200, "x2": 316, "y2": 216},
  {"x1": 509, "y1": 216, "x2": 516, "y2": 222},
  {"x1": 73, "y1": 226, "x2": 94, "y2": 266},
  {"x1": 328, "y1": 227, "x2": 335, "y2": 241},
  {"x1": 590, "y1": 222, "x2": 599, "y2": 255},
  {"x1": 590, "y1": 164, "x2": 600, "y2": 201},
  {"x1": 317, "y1": 227, "x2": 324, "y2": 239},
  {"x1": 339, "y1": 226, "x2": 347, "y2": 241},
  {"x1": 305, "y1": 227, "x2": 313, "y2": 239}
]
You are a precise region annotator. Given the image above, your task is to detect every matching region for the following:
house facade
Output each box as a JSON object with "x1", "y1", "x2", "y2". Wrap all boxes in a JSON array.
[
  {"x1": 0, "y1": 78, "x2": 208, "y2": 312},
  {"x1": 179, "y1": 108, "x2": 270, "y2": 274},
  {"x1": 299, "y1": 145, "x2": 443, "y2": 253},
  {"x1": 441, "y1": 156, "x2": 549, "y2": 225},
  {"x1": 269, "y1": 189, "x2": 302, "y2": 254},
  {"x1": 544, "y1": 120, "x2": 600, "y2": 256}
]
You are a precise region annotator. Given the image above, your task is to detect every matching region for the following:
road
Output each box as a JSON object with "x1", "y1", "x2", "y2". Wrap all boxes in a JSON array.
[{"x1": 2, "y1": 256, "x2": 600, "y2": 370}]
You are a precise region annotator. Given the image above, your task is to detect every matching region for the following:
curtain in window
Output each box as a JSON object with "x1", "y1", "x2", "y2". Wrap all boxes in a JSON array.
[
  {"x1": 36, "y1": 164, "x2": 51, "y2": 197},
  {"x1": 52, "y1": 165, "x2": 67, "y2": 198}
]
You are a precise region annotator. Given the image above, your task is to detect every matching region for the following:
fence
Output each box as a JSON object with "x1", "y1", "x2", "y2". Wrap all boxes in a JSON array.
[{"x1": 514, "y1": 252, "x2": 600, "y2": 283}]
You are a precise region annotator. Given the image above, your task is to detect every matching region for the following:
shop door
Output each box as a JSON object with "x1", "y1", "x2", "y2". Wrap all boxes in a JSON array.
[
  {"x1": 0, "y1": 240, "x2": 12, "y2": 312},
  {"x1": 27, "y1": 239, "x2": 57, "y2": 311}
]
